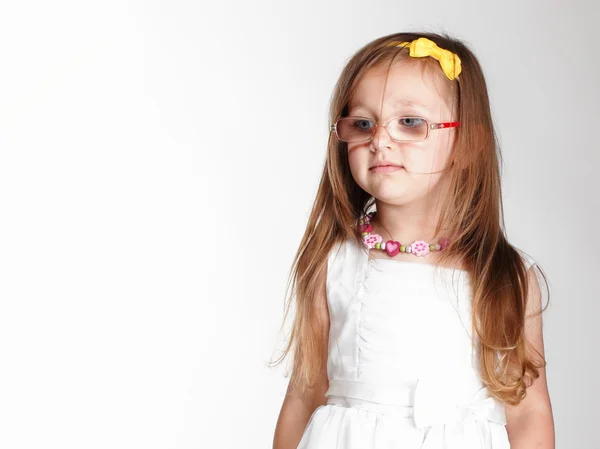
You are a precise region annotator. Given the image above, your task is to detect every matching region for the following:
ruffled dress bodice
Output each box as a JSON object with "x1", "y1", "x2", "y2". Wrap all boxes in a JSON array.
[{"x1": 296, "y1": 237, "x2": 535, "y2": 449}]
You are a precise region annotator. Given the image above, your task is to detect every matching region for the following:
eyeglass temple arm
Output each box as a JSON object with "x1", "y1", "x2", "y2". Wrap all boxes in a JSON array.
[{"x1": 430, "y1": 121, "x2": 460, "y2": 129}]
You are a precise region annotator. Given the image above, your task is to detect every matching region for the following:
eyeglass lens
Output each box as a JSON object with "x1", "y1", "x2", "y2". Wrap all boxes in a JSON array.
[{"x1": 336, "y1": 117, "x2": 428, "y2": 142}]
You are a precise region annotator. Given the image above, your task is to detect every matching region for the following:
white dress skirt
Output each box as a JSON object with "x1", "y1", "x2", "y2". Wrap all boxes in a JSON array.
[{"x1": 296, "y1": 237, "x2": 536, "y2": 449}]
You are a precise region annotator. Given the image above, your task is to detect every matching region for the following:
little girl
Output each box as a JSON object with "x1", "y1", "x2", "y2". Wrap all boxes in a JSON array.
[{"x1": 271, "y1": 32, "x2": 555, "y2": 449}]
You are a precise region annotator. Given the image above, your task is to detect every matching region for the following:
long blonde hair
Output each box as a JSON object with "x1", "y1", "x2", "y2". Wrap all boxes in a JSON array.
[{"x1": 268, "y1": 31, "x2": 549, "y2": 406}]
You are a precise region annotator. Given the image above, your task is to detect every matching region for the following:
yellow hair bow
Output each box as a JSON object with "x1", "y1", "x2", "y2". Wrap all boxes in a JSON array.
[{"x1": 386, "y1": 37, "x2": 462, "y2": 81}]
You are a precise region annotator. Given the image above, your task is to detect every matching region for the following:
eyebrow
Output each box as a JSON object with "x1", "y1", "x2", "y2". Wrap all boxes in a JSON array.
[
  {"x1": 349, "y1": 99, "x2": 431, "y2": 114},
  {"x1": 395, "y1": 99, "x2": 430, "y2": 109}
]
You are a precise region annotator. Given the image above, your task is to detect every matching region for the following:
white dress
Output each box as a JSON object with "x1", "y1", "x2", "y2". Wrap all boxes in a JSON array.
[{"x1": 296, "y1": 237, "x2": 536, "y2": 449}]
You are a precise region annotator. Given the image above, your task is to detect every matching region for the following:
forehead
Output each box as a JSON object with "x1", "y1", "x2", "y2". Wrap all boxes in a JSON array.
[{"x1": 348, "y1": 60, "x2": 452, "y2": 116}]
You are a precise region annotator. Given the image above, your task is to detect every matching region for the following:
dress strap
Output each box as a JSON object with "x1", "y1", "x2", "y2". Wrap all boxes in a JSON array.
[
  {"x1": 326, "y1": 237, "x2": 370, "y2": 296},
  {"x1": 325, "y1": 237, "x2": 372, "y2": 379}
]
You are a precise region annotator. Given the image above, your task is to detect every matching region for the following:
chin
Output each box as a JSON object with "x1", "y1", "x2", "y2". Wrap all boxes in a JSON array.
[{"x1": 366, "y1": 185, "x2": 413, "y2": 203}]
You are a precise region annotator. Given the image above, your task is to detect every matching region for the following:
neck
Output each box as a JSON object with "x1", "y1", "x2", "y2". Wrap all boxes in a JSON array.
[{"x1": 369, "y1": 201, "x2": 452, "y2": 245}]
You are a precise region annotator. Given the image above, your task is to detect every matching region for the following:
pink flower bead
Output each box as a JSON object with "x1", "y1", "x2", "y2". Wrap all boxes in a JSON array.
[
  {"x1": 411, "y1": 240, "x2": 430, "y2": 257},
  {"x1": 363, "y1": 233, "x2": 382, "y2": 249}
]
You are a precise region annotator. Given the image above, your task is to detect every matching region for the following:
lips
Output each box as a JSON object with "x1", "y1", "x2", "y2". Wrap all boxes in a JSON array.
[
  {"x1": 370, "y1": 163, "x2": 403, "y2": 170},
  {"x1": 370, "y1": 165, "x2": 404, "y2": 174}
]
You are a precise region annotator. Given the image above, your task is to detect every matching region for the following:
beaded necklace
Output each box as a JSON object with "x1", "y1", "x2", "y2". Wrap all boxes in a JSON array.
[{"x1": 358, "y1": 211, "x2": 450, "y2": 257}]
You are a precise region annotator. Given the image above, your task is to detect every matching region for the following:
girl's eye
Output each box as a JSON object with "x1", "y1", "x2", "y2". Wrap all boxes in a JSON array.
[
  {"x1": 352, "y1": 119, "x2": 374, "y2": 130},
  {"x1": 399, "y1": 117, "x2": 425, "y2": 127}
]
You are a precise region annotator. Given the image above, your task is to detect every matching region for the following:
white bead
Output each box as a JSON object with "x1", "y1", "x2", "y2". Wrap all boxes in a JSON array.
[
  {"x1": 381, "y1": 241, "x2": 386, "y2": 250},
  {"x1": 406, "y1": 245, "x2": 412, "y2": 253}
]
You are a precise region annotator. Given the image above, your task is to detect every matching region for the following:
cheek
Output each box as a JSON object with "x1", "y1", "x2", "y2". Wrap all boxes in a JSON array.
[
  {"x1": 347, "y1": 148, "x2": 369, "y2": 176},
  {"x1": 405, "y1": 136, "x2": 453, "y2": 171}
]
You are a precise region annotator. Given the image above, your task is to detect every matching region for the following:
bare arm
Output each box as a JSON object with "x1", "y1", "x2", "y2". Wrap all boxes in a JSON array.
[
  {"x1": 505, "y1": 265, "x2": 555, "y2": 448},
  {"x1": 272, "y1": 265, "x2": 330, "y2": 449}
]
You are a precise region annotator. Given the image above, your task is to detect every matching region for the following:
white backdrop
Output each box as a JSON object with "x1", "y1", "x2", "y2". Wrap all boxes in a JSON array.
[{"x1": 0, "y1": 1, "x2": 597, "y2": 448}]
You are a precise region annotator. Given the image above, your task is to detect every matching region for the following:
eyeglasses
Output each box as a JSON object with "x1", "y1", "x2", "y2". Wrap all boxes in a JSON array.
[{"x1": 330, "y1": 116, "x2": 460, "y2": 143}]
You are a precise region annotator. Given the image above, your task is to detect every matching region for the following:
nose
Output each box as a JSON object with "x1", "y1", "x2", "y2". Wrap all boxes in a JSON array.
[{"x1": 371, "y1": 123, "x2": 393, "y2": 151}]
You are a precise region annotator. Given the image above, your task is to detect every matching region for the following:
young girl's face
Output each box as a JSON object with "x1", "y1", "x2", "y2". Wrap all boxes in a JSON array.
[{"x1": 346, "y1": 60, "x2": 457, "y2": 207}]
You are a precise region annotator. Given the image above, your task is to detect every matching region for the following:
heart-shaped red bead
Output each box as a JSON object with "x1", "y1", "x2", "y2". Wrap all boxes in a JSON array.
[{"x1": 385, "y1": 240, "x2": 400, "y2": 257}]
